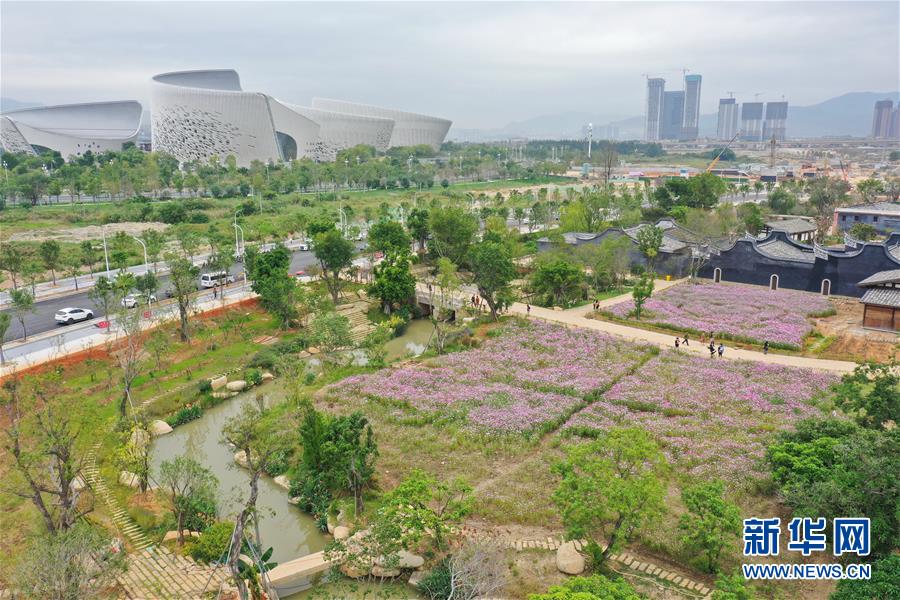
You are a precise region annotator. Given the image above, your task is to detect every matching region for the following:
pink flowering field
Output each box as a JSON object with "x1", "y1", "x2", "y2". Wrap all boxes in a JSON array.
[
  {"x1": 604, "y1": 281, "x2": 833, "y2": 347},
  {"x1": 564, "y1": 350, "x2": 838, "y2": 482},
  {"x1": 325, "y1": 320, "x2": 652, "y2": 435}
]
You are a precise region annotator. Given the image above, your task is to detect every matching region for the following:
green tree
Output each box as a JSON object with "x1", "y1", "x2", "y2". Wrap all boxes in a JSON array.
[
  {"x1": 636, "y1": 225, "x2": 663, "y2": 271},
  {"x1": 221, "y1": 397, "x2": 289, "y2": 600},
  {"x1": 246, "y1": 244, "x2": 298, "y2": 328},
  {"x1": 367, "y1": 252, "x2": 415, "y2": 314},
  {"x1": 428, "y1": 205, "x2": 479, "y2": 265},
  {"x1": 711, "y1": 571, "x2": 757, "y2": 600},
  {"x1": 88, "y1": 275, "x2": 114, "y2": 325},
  {"x1": 406, "y1": 207, "x2": 430, "y2": 252},
  {"x1": 0, "y1": 312, "x2": 10, "y2": 365},
  {"x1": 767, "y1": 188, "x2": 797, "y2": 214},
  {"x1": 678, "y1": 480, "x2": 741, "y2": 573},
  {"x1": 165, "y1": 253, "x2": 200, "y2": 341},
  {"x1": 368, "y1": 219, "x2": 411, "y2": 255},
  {"x1": 766, "y1": 418, "x2": 899, "y2": 556},
  {"x1": 313, "y1": 229, "x2": 354, "y2": 303},
  {"x1": 135, "y1": 272, "x2": 159, "y2": 305},
  {"x1": 63, "y1": 254, "x2": 82, "y2": 291},
  {"x1": 425, "y1": 257, "x2": 461, "y2": 354},
  {"x1": 468, "y1": 240, "x2": 516, "y2": 321},
  {"x1": 0, "y1": 243, "x2": 25, "y2": 290},
  {"x1": 855, "y1": 178, "x2": 884, "y2": 203},
  {"x1": 39, "y1": 240, "x2": 62, "y2": 285},
  {"x1": 832, "y1": 362, "x2": 899, "y2": 429},
  {"x1": 529, "y1": 574, "x2": 641, "y2": 600},
  {"x1": 530, "y1": 255, "x2": 585, "y2": 307},
  {"x1": 141, "y1": 228, "x2": 166, "y2": 272},
  {"x1": 10, "y1": 288, "x2": 34, "y2": 341},
  {"x1": 11, "y1": 523, "x2": 126, "y2": 600},
  {"x1": 158, "y1": 455, "x2": 219, "y2": 546},
  {"x1": 79, "y1": 240, "x2": 97, "y2": 279},
  {"x1": 848, "y1": 222, "x2": 877, "y2": 241},
  {"x1": 631, "y1": 271, "x2": 655, "y2": 320},
  {"x1": 552, "y1": 428, "x2": 667, "y2": 567},
  {"x1": 689, "y1": 172, "x2": 727, "y2": 209},
  {"x1": 310, "y1": 311, "x2": 352, "y2": 356},
  {"x1": 830, "y1": 555, "x2": 900, "y2": 600}
]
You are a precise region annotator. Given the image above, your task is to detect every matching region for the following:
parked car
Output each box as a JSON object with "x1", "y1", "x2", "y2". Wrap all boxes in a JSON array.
[
  {"x1": 297, "y1": 242, "x2": 310, "y2": 251},
  {"x1": 294, "y1": 270, "x2": 315, "y2": 283},
  {"x1": 200, "y1": 271, "x2": 236, "y2": 288},
  {"x1": 121, "y1": 293, "x2": 156, "y2": 308},
  {"x1": 55, "y1": 307, "x2": 94, "y2": 325}
]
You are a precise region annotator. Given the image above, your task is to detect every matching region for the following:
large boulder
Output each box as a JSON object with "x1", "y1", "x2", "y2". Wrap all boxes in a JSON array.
[
  {"x1": 340, "y1": 562, "x2": 371, "y2": 579},
  {"x1": 234, "y1": 451, "x2": 249, "y2": 468},
  {"x1": 408, "y1": 570, "x2": 428, "y2": 588},
  {"x1": 333, "y1": 526, "x2": 350, "y2": 540},
  {"x1": 376, "y1": 551, "x2": 424, "y2": 569},
  {"x1": 71, "y1": 474, "x2": 87, "y2": 492},
  {"x1": 371, "y1": 565, "x2": 401, "y2": 578},
  {"x1": 272, "y1": 475, "x2": 290, "y2": 490},
  {"x1": 307, "y1": 346, "x2": 320, "y2": 355},
  {"x1": 226, "y1": 380, "x2": 247, "y2": 392},
  {"x1": 149, "y1": 420, "x2": 173, "y2": 436},
  {"x1": 261, "y1": 372, "x2": 275, "y2": 381},
  {"x1": 556, "y1": 541, "x2": 586, "y2": 575},
  {"x1": 119, "y1": 471, "x2": 141, "y2": 488},
  {"x1": 129, "y1": 428, "x2": 150, "y2": 449},
  {"x1": 210, "y1": 375, "x2": 228, "y2": 391}
]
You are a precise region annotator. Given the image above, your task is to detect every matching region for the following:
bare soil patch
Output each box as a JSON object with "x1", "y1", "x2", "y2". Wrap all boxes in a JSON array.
[
  {"x1": 813, "y1": 296, "x2": 898, "y2": 362},
  {"x1": 8, "y1": 221, "x2": 167, "y2": 243}
]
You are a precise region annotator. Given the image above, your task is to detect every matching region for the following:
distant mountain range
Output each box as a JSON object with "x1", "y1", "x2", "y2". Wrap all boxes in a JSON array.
[
  {"x1": 4, "y1": 91, "x2": 899, "y2": 144},
  {"x1": 449, "y1": 91, "x2": 900, "y2": 142}
]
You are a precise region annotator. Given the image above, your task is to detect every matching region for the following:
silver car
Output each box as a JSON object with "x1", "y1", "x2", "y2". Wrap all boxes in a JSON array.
[
  {"x1": 55, "y1": 307, "x2": 94, "y2": 325},
  {"x1": 121, "y1": 293, "x2": 157, "y2": 308}
]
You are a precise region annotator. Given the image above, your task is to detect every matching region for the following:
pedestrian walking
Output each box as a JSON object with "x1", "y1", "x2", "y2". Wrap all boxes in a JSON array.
[
  {"x1": 708, "y1": 341, "x2": 716, "y2": 358},
  {"x1": 682, "y1": 334, "x2": 689, "y2": 346},
  {"x1": 717, "y1": 343, "x2": 725, "y2": 358},
  {"x1": 763, "y1": 341, "x2": 769, "y2": 355},
  {"x1": 526, "y1": 303, "x2": 531, "y2": 316},
  {"x1": 213, "y1": 287, "x2": 218, "y2": 299},
  {"x1": 675, "y1": 337, "x2": 680, "y2": 349},
  {"x1": 471, "y1": 295, "x2": 476, "y2": 307}
]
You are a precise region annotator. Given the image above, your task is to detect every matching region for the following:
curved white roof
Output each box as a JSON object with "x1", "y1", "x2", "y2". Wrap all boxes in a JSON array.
[
  {"x1": 0, "y1": 101, "x2": 142, "y2": 157},
  {"x1": 311, "y1": 98, "x2": 451, "y2": 150},
  {"x1": 284, "y1": 103, "x2": 394, "y2": 159}
]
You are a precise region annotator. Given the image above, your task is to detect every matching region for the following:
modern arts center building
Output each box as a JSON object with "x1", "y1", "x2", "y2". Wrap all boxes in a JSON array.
[
  {"x1": 150, "y1": 69, "x2": 452, "y2": 166},
  {"x1": 1, "y1": 69, "x2": 452, "y2": 165}
]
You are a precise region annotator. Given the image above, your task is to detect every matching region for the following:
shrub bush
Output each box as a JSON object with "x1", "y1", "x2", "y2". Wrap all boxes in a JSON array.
[
  {"x1": 248, "y1": 349, "x2": 277, "y2": 370},
  {"x1": 166, "y1": 404, "x2": 203, "y2": 428},
  {"x1": 244, "y1": 368, "x2": 263, "y2": 387},
  {"x1": 188, "y1": 212, "x2": 209, "y2": 224},
  {"x1": 417, "y1": 559, "x2": 452, "y2": 599},
  {"x1": 187, "y1": 521, "x2": 234, "y2": 564},
  {"x1": 198, "y1": 379, "x2": 212, "y2": 394}
]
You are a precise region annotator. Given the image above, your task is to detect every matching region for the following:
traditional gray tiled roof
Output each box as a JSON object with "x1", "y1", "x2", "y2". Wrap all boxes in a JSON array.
[
  {"x1": 858, "y1": 269, "x2": 900, "y2": 287},
  {"x1": 756, "y1": 239, "x2": 815, "y2": 263},
  {"x1": 765, "y1": 218, "x2": 817, "y2": 235},
  {"x1": 890, "y1": 243, "x2": 900, "y2": 262},
  {"x1": 623, "y1": 223, "x2": 689, "y2": 252},
  {"x1": 861, "y1": 287, "x2": 900, "y2": 309},
  {"x1": 835, "y1": 202, "x2": 900, "y2": 216}
]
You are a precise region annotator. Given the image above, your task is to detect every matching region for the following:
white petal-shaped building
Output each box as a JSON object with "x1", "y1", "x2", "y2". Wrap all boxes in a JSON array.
[
  {"x1": 151, "y1": 69, "x2": 450, "y2": 166},
  {"x1": 0, "y1": 101, "x2": 142, "y2": 158},
  {"x1": 311, "y1": 98, "x2": 452, "y2": 150}
]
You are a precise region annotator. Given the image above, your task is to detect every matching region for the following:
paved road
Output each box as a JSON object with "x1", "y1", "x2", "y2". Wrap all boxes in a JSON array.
[{"x1": 1, "y1": 249, "x2": 327, "y2": 343}]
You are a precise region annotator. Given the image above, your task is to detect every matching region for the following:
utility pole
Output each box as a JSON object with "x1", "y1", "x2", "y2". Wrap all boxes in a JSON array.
[{"x1": 587, "y1": 123, "x2": 593, "y2": 159}]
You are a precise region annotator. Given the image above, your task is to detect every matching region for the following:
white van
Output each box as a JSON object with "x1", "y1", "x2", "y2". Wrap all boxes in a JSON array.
[{"x1": 199, "y1": 271, "x2": 236, "y2": 288}]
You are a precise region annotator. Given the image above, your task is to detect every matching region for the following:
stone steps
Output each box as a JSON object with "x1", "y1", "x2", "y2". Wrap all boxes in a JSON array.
[{"x1": 83, "y1": 443, "x2": 153, "y2": 550}]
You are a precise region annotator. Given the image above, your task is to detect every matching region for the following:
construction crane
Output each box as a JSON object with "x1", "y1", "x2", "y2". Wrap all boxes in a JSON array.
[
  {"x1": 707, "y1": 132, "x2": 740, "y2": 172},
  {"x1": 838, "y1": 157, "x2": 849, "y2": 182},
  {"x1": 769, "y1": 136, "x2": 777, "y2": 167}
]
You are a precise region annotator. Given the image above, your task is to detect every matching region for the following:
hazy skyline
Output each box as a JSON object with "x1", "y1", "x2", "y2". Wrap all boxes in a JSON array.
[{"x1": 2, "y1": 1, "x2": 898, "y2": 129}]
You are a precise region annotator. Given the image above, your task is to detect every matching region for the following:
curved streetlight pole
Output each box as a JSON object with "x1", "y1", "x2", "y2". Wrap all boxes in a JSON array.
[{"x1": 131, "y1": 236, "x2": 148, "y2": 275}]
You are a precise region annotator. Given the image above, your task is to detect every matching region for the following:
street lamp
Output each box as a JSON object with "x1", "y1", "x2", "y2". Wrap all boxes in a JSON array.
[
  {"x1": 101, "y1": 225, "x2": 111, "y2": 277},
  {"x1": 131, "y1": 236, "x2": 149, "y2": 275},
  {"x1": 233, "y1": 211, "x2": 245, "y2": 260}
]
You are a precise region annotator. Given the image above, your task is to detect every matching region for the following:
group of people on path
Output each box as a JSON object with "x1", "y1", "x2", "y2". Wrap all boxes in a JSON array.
[
  {"x1": 675, "y1": 333, "x2": 771, "y2": 357},
  {"x1": 674, "y1": 333, "x2": 726, "y2": 358}
]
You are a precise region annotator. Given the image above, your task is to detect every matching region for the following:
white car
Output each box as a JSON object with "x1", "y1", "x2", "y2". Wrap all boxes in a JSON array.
[
  {"x1": 121, "y1": 293, "x2": 156, "y2": 308},
  {"x1": 297, "y1": 242, "x2": 310, "y2": 251},
  {"x1": 55, "y1": 307, "x2": 94, "y2": 325},
  {"x1": 294, "y1": 270, "x2": 315, "y2": 283}
]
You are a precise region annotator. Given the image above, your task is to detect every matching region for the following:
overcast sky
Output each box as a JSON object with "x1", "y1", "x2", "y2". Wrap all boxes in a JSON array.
[{"x1": 1, "y1": 1, "x2": 898, "y2": 129}]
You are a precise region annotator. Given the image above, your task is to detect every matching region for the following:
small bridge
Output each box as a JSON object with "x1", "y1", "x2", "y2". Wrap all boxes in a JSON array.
[{"x1": 267, "y1": 551, "x2": 335, "y2": 594}]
